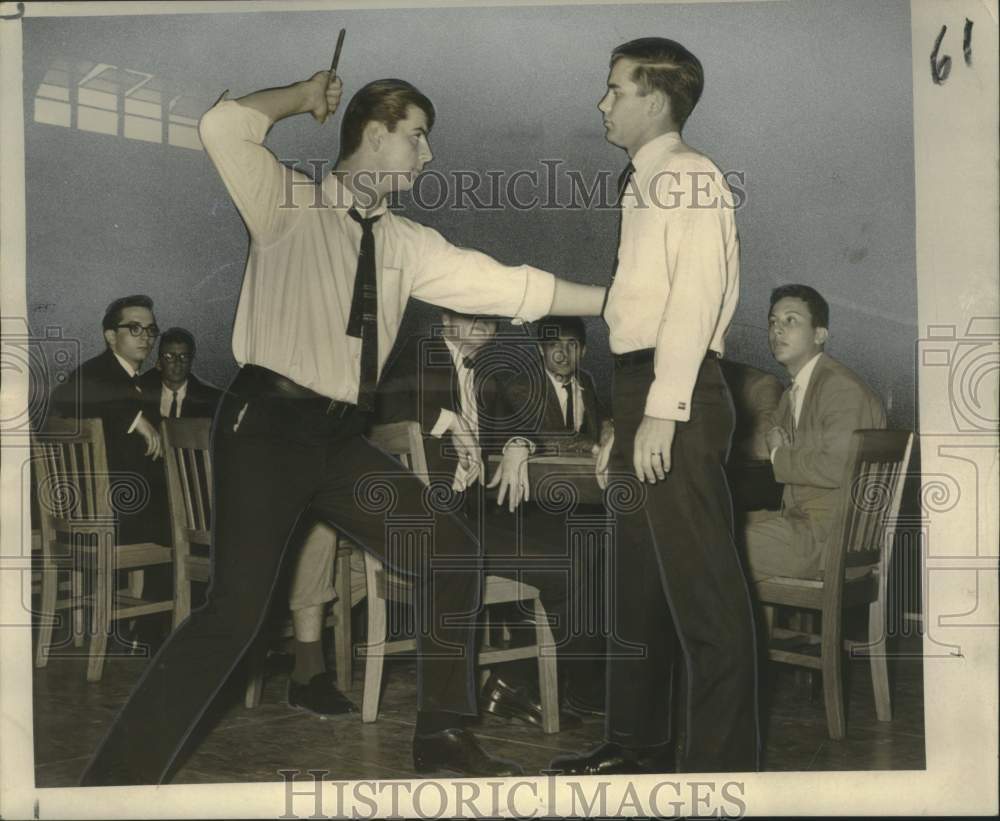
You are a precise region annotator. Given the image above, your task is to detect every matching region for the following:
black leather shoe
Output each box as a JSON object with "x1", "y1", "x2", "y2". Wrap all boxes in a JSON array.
[
  {"x1": 548, "y1": 741, "x2": 676, "y2": 775},
  {"x1": 287, "y1": 673, "x2": 356, "y2": 717},
  {"x1": 480, "y1": 673, "x2": 582, "y2": 730},
  {"x1": 413, "y1": 728, "x2": 524, "y2": 776}
]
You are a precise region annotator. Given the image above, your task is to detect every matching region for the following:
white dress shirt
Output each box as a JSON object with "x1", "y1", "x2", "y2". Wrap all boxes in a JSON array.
[
  {"x1": 199, "y1": 100, "x2": 556, "y2": 403},
  {"x1": 789, "y1": 353, "x2": 822, "y2": 427},
  {"x1": 159, "y1": 380, "x2": 188, "y2": 419},
  {"x1": 603, "y1": 131, "x2": 740, "y2": 421},
  {"x1": 769, "y1": 352, "x2": 822, "y2": 463},
  {"x1": 546, "y1": 370, "x2": 582, "y2": 432},
  {"x1": 428, "y1": 339, "x2": 480, "y2": 491}
]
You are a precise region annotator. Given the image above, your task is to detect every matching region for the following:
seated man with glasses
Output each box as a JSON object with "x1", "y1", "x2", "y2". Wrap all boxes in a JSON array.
[
  {"x1": 139, "y1": 327, "x2": 222, "y2": 424},
  {"x1": 51, "y1": 294, "x2": 172, "y2": 652}
]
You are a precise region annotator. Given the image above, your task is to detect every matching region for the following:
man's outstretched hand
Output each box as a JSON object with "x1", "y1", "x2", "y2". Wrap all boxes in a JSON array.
[{"x1": 305, "y1": 70, "x2": 343, "y2": 124}]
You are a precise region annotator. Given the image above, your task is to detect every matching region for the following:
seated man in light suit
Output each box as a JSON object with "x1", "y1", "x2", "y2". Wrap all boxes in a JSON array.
[{"x1": 744, "y1": 284, "x2": 887, "y2": 580}]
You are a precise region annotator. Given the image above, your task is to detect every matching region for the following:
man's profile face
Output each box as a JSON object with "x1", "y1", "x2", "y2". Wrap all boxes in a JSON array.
[
  {"x1": 375, "y1": 105, "x2": 433, "y2": 193},
  {"x1": 541, "y1": 334, "x2": 582, "y2": 382},
  {"x1": 156, "y1": 340, "x2": 194, "y2": 387},
  {"x1": 768, "y1": 296, "x2": 827, "y2": 374},
  {"x1": 104, "y1": 306, "x2": 156, "y2": 370},
  {"x1": 598, "y1": 57, "x2": 653, "y2": 153}
]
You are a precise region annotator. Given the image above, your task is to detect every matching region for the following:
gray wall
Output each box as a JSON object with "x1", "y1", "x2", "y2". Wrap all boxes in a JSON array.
[{"x1": 24, "y1": 0, "x2": 917, "y2": 427}]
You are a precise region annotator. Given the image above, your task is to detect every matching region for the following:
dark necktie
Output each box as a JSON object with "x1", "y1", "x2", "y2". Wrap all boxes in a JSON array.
[
  {"x1": 602, "y1": 161, "x2": 636, "y2": 315},
  {"x1": 563, "y1": 382, "x2": 576, "y2": 432},
  {"x1": 168, "y1": 389, "x2": 179, "y2": 419},
  {"x1": 347, "y1": 208, "x2": 382, "y2": 412}
]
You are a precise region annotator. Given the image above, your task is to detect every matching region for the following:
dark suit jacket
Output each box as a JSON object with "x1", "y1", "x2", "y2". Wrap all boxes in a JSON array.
[
  {"x1": 376, "y1": 335, "x2": 504, "y2": 482},
  {"x1": 493, "y1": 364, "x2": 605, "y2": 455},
  {"x1": 138, "y1": 370, "x2": 222, "y2": 427},
  {"x1": 772, "y1": 352, "x2": 887, "y2": 551},
  {"x1": 50, "y1": 348, "x2": 169, "y2": 544}
]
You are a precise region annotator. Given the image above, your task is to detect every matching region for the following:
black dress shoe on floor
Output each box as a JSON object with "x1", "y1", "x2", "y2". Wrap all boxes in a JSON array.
[
  {"x1": 413, "y1": 728, "x2": 524, "y2": 777},
  {"x1": 480, "y1": 673, "x2": 582, "y2": 730},
  {"x1": 287, "y1": 673, "x2": 356, "y2": 717},
  {"x1": 548, "y1": 741, "x2": 676, "y2": 776}
]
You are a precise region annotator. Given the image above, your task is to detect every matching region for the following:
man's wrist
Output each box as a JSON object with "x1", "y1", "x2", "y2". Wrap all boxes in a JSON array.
[{"x1": 503, "y1": 437, "x2": 535, "y2": 457}]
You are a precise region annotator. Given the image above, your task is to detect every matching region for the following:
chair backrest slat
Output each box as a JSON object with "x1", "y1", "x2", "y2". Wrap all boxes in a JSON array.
[
  {"x1": 162, "y1": 418, "x2": 213, "y2": 544},
  {"x1": 824, "y1": 430, "x2": 914, "y2": 585},
  {"x1": 31, "y1": 418, "x2": 114, "y2": 530}
]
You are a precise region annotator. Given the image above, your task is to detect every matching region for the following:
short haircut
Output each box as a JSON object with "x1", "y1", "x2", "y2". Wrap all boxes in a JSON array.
[
  {"x1": 611, "y1": 37, "x2": 704, "y2": 130},
  {"x1": 158, "y1": 326, "x2": 196, "y2": 354},
  {"x1": 339, "y1": 79, "x2": 436, "y2": 160},
  {"x1": 536, "y1": 315, "x2": 587, "y2": 347},
  {"x1": 769, "y1": 284, "x2": 830, "y2": 330},
  {"x1": 102, "y1": 294, "x2": 154, "y2": 332}
]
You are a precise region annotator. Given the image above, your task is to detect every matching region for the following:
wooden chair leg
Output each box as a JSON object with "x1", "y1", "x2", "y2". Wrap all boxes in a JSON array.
[
  {"x1": 478, "y1": 607, "x2": 492, "y2": 691},
  {"x1": 534, "y1": 598, "x2": 560, "y2": 735},
  {"x1": 34, "y1": 544, "x2": 58, "y2": 668},
  {"x1": 173, "y1": 557, "x2": 192, "y2": 630},
  {"x1": 867, "y1": 599, "x2": 892, "y2": 722},
  {"x1": 362, "y1": 577, "x2": 388, "y2": 723},
  {"x1": 87, "y1": 545, "x2": 111, "y2": 682},
  {"x1": 72, "y1": 566, "x2": 85, "y2": 648},
  {"x1": 333, "y1": 546, "x2": 353, "y2": 692},
  {"x1": 242, "y1": 633, "x2": 270, "y2": 709},
  {"x1": 820, "y1": 607, "x2": 845, "y2": 740}
]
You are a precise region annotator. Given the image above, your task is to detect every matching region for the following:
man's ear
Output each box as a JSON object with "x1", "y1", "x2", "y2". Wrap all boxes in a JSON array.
[
  {"x1": 814, "y1": 326, "x2": 829, "y2": 347},
  {"x1": 155, "y1": 359, "x2": 164, "y2": 373},
  {"x1": 103, "y1": 329, "x2": 116, "y2": 350},
  {"x1": 364, "y1": 120, "x2": 386, "y2": 152}
]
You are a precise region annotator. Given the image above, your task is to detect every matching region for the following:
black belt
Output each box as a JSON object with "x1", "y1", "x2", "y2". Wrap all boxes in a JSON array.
[
  {"x1": 240, "y1": 365, "x2": 359, "y2": 418},
  {"x1": 613, "y1": 348, "x2": 721, "y2": 369}
]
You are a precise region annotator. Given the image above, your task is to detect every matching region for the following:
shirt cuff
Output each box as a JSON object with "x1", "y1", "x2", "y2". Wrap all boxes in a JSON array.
[
  {"x1": 643, "y1": 379, "x2": 692, "y2": 422},
  {"x1": 430, "y1": 409, "x2": 456, "y2": 438},
  {"x1": 511, "y1": 267, "x2": 556, "y2": 324},
  {"x1": 127, "y1": 411, "x2": 143, "y2": 434},
  {"x1": 503, "y1": 436, "x2": 536, "y2": 456},
  {"x1": 770, "y1": 446, "x2": 779, "y2": 464}
]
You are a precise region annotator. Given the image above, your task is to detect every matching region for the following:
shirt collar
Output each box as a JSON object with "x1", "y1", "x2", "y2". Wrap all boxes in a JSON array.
[
  {"x1": 546, "y1": 369, "x2": 576, "y2": 392},
  {"x1": 165, "y1": 380, "x2": 188, "y2": 396},
  {"x1": 793, "y1": 353, "x2": 823, "y2": 393},
  {"x1": 630, "y1": 131, "x2": 682, "y2": 178},
  {"x1": 321, "y1": 172, "x2": 390, "y2": 220},
  {"x1": 112, "y1": 351, "x2": 141, "y2": 378}
]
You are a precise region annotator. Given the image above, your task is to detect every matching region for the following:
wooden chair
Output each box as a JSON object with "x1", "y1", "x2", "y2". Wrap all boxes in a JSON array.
[
  {"x1": 161, "y1": 418, "x2": 354, "y2": 706},
  {"x1": 362, "y1": 421, "x2": 560, "y2": 733},
  {"x1": 32, "y1": 417, "x2": 174, "y2": 681},
  {"x1": 755, "y1": 429, "x2": 914, "y2": 739}
]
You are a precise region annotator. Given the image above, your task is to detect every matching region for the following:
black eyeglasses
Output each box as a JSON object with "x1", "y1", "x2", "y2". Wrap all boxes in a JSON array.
[
  {"x1": 115, "y1": 322, "x2": 160, "y2": 338},
  {"x1": 160, "y1": 352, "x2": 194, "y2": 363}
]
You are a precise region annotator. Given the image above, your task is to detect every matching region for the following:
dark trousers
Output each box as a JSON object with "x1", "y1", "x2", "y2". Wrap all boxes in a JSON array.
[
  {"x1": 605, "y1": 357, "x2": 760, "y2": 772},
  {"x1": 82, "y1": 368, "x2": 484, "y2": 785}
]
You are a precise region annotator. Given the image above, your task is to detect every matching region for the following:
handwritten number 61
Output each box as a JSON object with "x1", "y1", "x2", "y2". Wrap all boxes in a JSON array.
[{"x1": 931, "y1": 19, "x2": 974, "y2": 85}]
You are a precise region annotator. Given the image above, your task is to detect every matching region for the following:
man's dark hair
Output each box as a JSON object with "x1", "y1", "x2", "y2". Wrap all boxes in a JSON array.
[
  {"x1": 339, "y1": 79, "x2": 436, "y2": 160},
  {"x1": 611, "y1": 37, "x2": 704, "y2": 130},
  {"x1": 101, "y1": 294, "x2": 154, "y2": 332},
  {"x1": 769, "y1": 284, "x2": 830, "y2": 330},
  {"x1": 536, "y1": 315, "x2": 587, "y2": 347},
  {"x1": 158, "y1": 326, "x2": 196, "y2": 354}
]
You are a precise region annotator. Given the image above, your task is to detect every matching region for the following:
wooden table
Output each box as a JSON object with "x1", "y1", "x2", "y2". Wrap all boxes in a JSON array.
[{"x1": 487, "y1": 453, "x2": 604, "y2": 507}]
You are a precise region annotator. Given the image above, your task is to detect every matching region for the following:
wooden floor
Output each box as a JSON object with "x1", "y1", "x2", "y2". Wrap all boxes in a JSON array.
[{"x1": 32, "y1": 627, "x2": 925, "y2": 786}]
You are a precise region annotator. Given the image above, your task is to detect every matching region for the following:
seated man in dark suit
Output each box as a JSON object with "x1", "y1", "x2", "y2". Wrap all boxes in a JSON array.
[
  {"x1": 744, "y1": 284, "x2": 887, "y2": 580},
  {"x1": 51, "y1": 294, "x2": 171, "y2": 652},
  {"x1": 139, "y1": 327, "x2": 222, "y2": 423},
  {"x1": 375, "y1": 309, "x2": 582, "y2": 730},
  {"x1": 487, "y1": 315, "x2": 611, "y2": 717}
]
